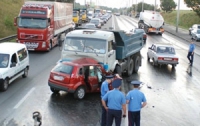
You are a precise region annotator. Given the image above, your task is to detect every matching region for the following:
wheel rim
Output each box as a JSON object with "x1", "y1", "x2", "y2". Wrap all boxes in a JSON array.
[
  {"x1": 128, "y1": 60, "x2": 133, "y2": 75},
  {"x1": 78, "y1": 88, "x2": 85, "y2": 99}
]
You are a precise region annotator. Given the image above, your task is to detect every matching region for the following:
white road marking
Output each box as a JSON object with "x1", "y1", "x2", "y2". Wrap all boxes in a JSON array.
[
  {"x1": 13, "y1": 87, "x2": 35, "y2": 109},
  {"x1": 112, "y1": 15, "x2": 116, "y2": 30}
]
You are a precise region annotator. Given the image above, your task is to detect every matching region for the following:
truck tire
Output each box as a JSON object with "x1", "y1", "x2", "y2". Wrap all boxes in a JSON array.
[
  {"x1": 74, "y1": 86, "x2": 85, "y2": 100},
  {"x1": 133, "y1": 56, "x2": 140, "y2": 73},
  {"x1": 0, "y1": 78, "x2": 9, "y2": 91},
  {"x1": 50, "y1": 87, "x2": 60, "y2": 94},
  {"x1": 127, "y1": 59, "x2": 134, "y2": 76},
  {"x1": 22, "y1": 67, "x2": 28, "y2": 78},
  {"x1": 147, "y1": 54, "x2": 150, "y2": 62}
]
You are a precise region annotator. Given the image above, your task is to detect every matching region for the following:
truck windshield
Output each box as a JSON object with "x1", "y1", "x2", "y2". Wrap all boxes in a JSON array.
[
  {"x1": 64, "y1": 37, "x2": 106, "y2": 54},
  {"x1": 73, "y1": 12, "x2": 77, "y2": 17},
  {"x1": 18, "y1": 17, "x2": 48, "y2": 29}
]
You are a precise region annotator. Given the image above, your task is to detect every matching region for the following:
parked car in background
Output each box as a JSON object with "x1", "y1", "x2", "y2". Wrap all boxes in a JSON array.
[
  {"x1": 89, "y1": 18, "x2": 101, "y2": 29},
  {"x1": 147, "y1": 43, "x2": 179, "y2": 68},
  {"x1": 191, "y1": 29, "x2": 200, "y2": 41},
  {"x1": 115, "y1": 13, "x2": 120, "y2": 16},
  {"x1": 84, "y1": 23, "x2": 97, "y2": 29},
  {"x1": 135, "y1": 13, "x2": 140, "y2": 18},
  {"x1": 131, "y1": 28, "x2": 147, "y2": 43},
  {"x1": 189, "y1": 24, "x2": 200, "y2": 35}
]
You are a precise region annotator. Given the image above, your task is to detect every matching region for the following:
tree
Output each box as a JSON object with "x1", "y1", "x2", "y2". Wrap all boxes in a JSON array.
[
  {"x1": 160, "y1": 0, "x2": 176, "y2": 12},
  {"x1": 184, "y1": 0, "x2": 200, "y2": 17},
  {"x1": 137, "y1": 2, "x2": 155, "y2": 12}
]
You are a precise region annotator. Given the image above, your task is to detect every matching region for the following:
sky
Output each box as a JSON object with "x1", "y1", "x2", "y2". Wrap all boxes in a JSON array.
[{"x1": 75, "y1": 0, "x2": 191, "y2": 10}]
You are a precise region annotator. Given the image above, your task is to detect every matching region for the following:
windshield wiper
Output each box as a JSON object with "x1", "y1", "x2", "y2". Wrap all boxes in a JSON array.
[
  {"x1": 84, "y1": 46, "x2": 98, "y2": 56},
  {"x1": 68, "y1": 45, "x2": 78, "y2": 54}
]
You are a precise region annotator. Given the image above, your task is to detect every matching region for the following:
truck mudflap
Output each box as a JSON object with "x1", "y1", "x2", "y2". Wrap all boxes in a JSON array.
[
  {"x1": 148, "y1": 28, "x2": 164, "y2": 34},
  {"x1": 112, "y1": 31, "x2": 144, "y2": 60}
]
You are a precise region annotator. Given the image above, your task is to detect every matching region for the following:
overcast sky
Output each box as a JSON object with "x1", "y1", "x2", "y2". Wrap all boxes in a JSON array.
[{"x1": 75, "y1": 0, "x2": 191, "y2": 10}]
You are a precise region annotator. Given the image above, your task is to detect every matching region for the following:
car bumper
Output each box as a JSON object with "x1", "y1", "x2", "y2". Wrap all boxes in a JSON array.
[
  {"x1": 157, "y1": 60, "x2": 178, "y2": 65},
  {"x1": 48, "y1": 81, "x2": 75, "y2": 93}
]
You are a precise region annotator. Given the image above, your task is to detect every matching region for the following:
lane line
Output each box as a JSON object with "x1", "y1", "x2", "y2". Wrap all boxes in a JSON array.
[{"x1": 13, "y1": 87, "x2": 35, "y2": 109}]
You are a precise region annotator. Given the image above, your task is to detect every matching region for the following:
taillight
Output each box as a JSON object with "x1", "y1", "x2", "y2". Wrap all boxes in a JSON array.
[
  {"x1": 173, "y1": 58, "x2": 178, "y2": 61},
  {"x1": 158, "y1": 57, "x2": 163, "y2": 60}
]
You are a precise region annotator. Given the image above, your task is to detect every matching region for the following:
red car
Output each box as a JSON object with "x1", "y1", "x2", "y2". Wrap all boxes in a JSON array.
[{"x1": 48, "y1": 58, "x2": 108, "y2": 99}]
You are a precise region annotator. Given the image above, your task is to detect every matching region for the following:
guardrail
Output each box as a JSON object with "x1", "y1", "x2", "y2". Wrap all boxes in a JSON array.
[{"x1": 0, "y1": 34, "x2": 17, "y2": 43}]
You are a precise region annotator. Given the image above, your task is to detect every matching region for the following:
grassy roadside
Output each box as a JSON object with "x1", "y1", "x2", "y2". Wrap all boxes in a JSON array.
[
  {"x1": 161, "y1": 10, "x2": 200, "y2": 30},
  {"x1": 0, "y1": 0, "x2": 23, "y2": 38}
]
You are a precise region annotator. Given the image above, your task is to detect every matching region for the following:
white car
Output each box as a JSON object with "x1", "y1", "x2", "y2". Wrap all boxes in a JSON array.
[
  {"x1": 0, "y1": 43, "x2": 29, "y2": 91},
  {"x1": 147, "y1": 43, "x2": 179, "y2": 68}
]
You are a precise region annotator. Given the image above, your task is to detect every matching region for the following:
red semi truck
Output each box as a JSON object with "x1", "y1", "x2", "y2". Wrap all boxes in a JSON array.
[{"x1": 14, "y1": 1, "x2": 73, "y2": 51}]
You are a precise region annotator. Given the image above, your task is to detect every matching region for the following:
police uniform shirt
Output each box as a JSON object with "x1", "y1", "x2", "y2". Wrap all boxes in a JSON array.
[
  {"x1": 102, "y1": 89, "x2": 126, "y2": 110},
  {"x1": 126, "y1": 89, "x2": 146, "y2": 112},
  {"x1": 101, "y1": 80, "x2": 109, "y2": 98}
]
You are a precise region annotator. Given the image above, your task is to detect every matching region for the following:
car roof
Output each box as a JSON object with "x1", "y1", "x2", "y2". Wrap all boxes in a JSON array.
[
  {"x1": 62, "y1": 58, "x2": 100, "y2": 66},
  {"x1": 153, "y1": 43, "x2": 174, "y2": 47},
  {"x1": 0, "y1": 42, "x2": 26, "y2": 54}
]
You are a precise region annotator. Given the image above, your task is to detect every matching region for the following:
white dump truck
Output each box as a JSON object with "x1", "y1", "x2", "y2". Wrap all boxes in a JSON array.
[{"x1": 138, "y1": 10, "x2": 164, "y2": 35}]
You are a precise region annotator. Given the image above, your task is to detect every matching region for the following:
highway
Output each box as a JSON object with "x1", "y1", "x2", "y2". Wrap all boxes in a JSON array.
[{"x1": 0, "y1": 15, "x2": 200, "y2": 126}]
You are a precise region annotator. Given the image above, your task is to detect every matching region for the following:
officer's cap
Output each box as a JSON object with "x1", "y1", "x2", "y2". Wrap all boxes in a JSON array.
[
  {"x1": 131, "y1": 80, "x2": 142, "y2": 85},
  {"x1": 112, "y1": 79, "x2": 122, "y2": 88},
  {"x1": 105, "y1": 75, "x2": 114, "y2": 79}
]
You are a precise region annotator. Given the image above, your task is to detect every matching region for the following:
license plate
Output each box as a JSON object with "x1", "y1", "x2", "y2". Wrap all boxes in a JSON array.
[
  {"x1": 164, "y1": 58, "x2": 172, "y2": 60},
  {"x1": 24, "y1": 42, "x2": 39, "y2": 49},
  {"x1": 53, "y1": 75, "x2": 63, "y2": 81}
]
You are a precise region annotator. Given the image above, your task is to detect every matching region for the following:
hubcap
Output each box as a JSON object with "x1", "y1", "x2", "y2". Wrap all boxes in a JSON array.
[
  {"x1": 78, "y1": 88, "x2": 85, "y2": 99},
  {"x1": 4, "y1": 80, "x2": 8, "y2": 89}
]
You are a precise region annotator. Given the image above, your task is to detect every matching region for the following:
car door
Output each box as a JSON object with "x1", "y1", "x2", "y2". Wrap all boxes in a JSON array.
[
  {"x1": 88, "y1": 66, "x2": 99, "y2": 92},
  {"x1": 9, "y1": 53, "x2": 18, "y2": 79},
  {"x1": 148, "y1": 44, "x2": 155, "y2": 59}
]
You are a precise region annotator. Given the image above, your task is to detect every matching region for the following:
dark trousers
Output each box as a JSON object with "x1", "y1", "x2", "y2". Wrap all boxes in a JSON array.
[
  {"x1": 107, "y1": 109, "x2": 122, "y2": 126},
  {"x1": 101, "y1": 106, "x2": 107, "y2": 126},
  {"x1": 187, "y1": 52, "x2": 194, "y2": 65},
  {"x1": 128, "y1": 111, "x2": 141, "y2": 126}
]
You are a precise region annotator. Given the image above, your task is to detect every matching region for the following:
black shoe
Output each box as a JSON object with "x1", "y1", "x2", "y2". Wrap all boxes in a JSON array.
[{"x1": 190, "y1": 64, "x2": 193, "y2": 66}]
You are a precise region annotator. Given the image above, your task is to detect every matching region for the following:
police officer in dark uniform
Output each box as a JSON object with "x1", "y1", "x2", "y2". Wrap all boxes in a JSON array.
[
  {"x1": 102, "y1": 79, "x2": 126, "y2": 126},
  {"x1": 126, "y1": 81, "x2": 147, "y2": 126},
  {"x1": 100, "y1": 75, "x2": 114, "y2": 126}
]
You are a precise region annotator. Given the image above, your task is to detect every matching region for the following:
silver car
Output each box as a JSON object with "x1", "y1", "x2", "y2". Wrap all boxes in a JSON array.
[
  {"x1": 147, "y1": 43, "x2": 179, "y2": 68},
  {"x1": 191, "y1": 29, "x2": 200, "y2": 41},
  {"x1": 189, "y1": 24, "x2": 200, "y2": 35}
]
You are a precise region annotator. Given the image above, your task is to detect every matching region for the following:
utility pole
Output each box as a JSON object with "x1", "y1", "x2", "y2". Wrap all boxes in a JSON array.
[
  {"x1": 135, "y1": 0, "x2": 137, "y2": 16},
  {"x1": 176, "y1": 0, "x2": 180, "y2": 33},
  {"x1": 142, "y1": 0, "x2": 144, "y2": 12},
  {"x1": 154, "y1": 0, "x2": 156, "y2": 11}
]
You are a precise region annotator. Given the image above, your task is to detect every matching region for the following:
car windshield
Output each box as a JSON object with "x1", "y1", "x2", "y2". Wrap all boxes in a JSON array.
[
  {"x1": 53, "y1": 63, "x2": 73, "y2": 74},
  {"x1": 90, "y1": 20, "x2": 99, "y2": 24},
  {"x1": 64, "y1": 37, "x2": 106, "y2": 54},
  {"x1": 87, "y1": 13, "x2": 92, "y2": 16},
  {"x1": 18, "y1": 17, "x2": 48, "y2": 29},
  {"x1": 73, "y1": 12, "x2": 77, "y2": 17},
  {"x1": 0, "y1": 54, "x2": 10, "y2": 68},
  {"x1": 134, "y1": 29, "x2": 144, "y2": 33},
  {"x1": 85, "y1": 24, "x2": 96, "y2": 28},
  {"x1": 157, "y1": 46, "x2": 175, "y2": 54}
]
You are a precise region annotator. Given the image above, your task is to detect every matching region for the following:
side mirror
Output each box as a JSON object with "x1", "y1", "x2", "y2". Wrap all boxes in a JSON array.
[
  {"x1": 10, "y1": 62, "x2": 16, "y2": 68},
  {"x1": 14, "y1": 17, "x2": 17, "y2": 26}
]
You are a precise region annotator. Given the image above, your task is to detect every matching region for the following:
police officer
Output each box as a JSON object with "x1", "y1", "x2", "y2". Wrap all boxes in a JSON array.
[
  {"x1": 102, "y1": 79, "x2": 126, "y2": 126},
  {"x1": 126, "y1": 81, "x2": 147, "y2": 126},
  {"x1": 100, "y1": 75, "x2": 114, "y2": 126}
]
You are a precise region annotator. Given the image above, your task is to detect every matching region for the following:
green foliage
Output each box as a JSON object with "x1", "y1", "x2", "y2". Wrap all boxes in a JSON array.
[
  {"x1": 184, "y1": 0, "x2": 200, "y2": 17},
  {"x1": 160, "y1": 0, "x2": 177, "y2": 12},
  {"x1": 4, "y1": 16, "x2": 13, "y2": 29},
  {"x1": 137, "y1": 2, "x2": 155, "y2": 12}
]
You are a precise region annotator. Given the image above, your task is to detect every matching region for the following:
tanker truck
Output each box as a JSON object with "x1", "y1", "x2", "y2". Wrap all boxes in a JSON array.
[{"x1": 138, "y1": 10, "x2": 164, "y2": 35}]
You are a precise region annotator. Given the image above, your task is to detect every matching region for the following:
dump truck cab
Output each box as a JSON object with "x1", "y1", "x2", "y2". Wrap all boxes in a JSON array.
[{"x1": 73, "y1": 9, "x2": 82, "y2": 27}]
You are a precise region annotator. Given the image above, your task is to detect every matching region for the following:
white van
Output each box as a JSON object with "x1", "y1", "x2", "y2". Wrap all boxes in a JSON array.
[{"x1": 0, "y1": 42, "x2": 29, "y2": 91}]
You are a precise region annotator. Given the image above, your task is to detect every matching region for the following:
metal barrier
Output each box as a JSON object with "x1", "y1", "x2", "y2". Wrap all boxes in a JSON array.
[{"x1": 0, "y1": 34, "x2": 17, "y2": 42}]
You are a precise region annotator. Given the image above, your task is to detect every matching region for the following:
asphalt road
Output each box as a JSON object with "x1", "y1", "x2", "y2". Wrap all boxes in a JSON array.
[{"x1": 0, "y1": 15, "x2": 200, "y2": 126}]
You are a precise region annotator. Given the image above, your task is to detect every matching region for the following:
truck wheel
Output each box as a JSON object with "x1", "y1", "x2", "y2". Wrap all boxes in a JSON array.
[
  {"x1": 133, "y1": 56, "x2": 140, "y2": 73},
  {"x1": 127, "y1": 59, "x2": 134, "y2": 76},
  {"x1": 147, "y1": 54, "x2": 150, "y2": 62},
  {"x1": 0, "y1": 78, "x2": 9, "y2": 91},
  {"x1": 22, "y1": 67, "x2": 28, "y2": 78},
  {"x1": 50, "y1": 87, "x2": 60, "y2": 94},
  {"x1": 74, "y1": 86, "x2": 85, "y2": 99}
]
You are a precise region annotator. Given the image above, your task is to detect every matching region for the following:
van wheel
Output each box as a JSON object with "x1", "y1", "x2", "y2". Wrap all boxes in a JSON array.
[
  {"x1": 50, "y1": 87, "x2": 60, "y2": 94},
  {"x1": 22, "y1": 67, "x2": 28, "y2": 78},
  {"x1": 127, "y1": 59, "x2": 134, "y2": 76},
  {"x1": 0, "y1": 78, "x2": 9, "y2": 91},
  {"x1": 74, "y1": 86, "x2": 85, "y2": 99},
  {"x1": 133, "y1": 56, "x2": 140, "y2": 73}
]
